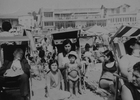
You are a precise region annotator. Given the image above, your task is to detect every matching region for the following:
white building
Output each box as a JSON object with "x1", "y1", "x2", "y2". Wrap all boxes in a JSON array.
[
  {"x1": 38, "y1": 7, "x2": 106, "y2": 32},
  {"x1": 105, "y1": 4, "x2": 137, "y2": 28},
  {"x1": 18, "y1": 15, "x2": 35, "y2": 29}
]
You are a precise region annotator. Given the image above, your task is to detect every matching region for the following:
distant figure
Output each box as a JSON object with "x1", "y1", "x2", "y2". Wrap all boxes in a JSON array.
[{"x1": 0, "y1": 21, "x2": 14, "y2": 37}]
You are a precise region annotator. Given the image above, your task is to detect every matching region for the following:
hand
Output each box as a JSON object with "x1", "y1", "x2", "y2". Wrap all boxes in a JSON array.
[
  {"x1": 128, "y1": 74, "x2": 133, "y2": 83},
  {"x1": 12, "y1": 65, "x2": 17, "y2": 71}
]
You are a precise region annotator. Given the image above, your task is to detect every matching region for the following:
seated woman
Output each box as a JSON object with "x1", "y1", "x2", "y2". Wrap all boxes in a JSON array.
[
  {"x1": 0, "y1": 48, "x2": 31, "y2": 100},
  {"x1": 121, "y1": 61, "x2": 140, "y2": 100},
  {"x1": 99, "y1": 50, "x2": 117, "y2": 96}
]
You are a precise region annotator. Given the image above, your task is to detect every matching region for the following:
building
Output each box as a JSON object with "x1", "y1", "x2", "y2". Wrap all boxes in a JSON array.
[
  {"x1": 39, "y1": 4, "x2": 139, "y2": 33},
  {"x1": 38, "y1": 7, "x2": 106, "y2": 32},
  {"x1": 104, "y1": 4, "x2": 137, "y2": 28},
  {"x1": 18, "y1": 15, "x2": 35, "y2": 29},
  {"x1": 0, "y1": 11, "x2": 30, "y2": 29},
  {"x1": 0, "y1": 14, "x2": 18, "y2": 28}
]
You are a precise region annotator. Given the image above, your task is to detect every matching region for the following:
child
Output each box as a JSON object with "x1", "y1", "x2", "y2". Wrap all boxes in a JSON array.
[
  {"x1": 45, "y1": 59, "x2": 70, "y2": 100},
  {"x1": 65, "y1": 51, "x2": 81, "y2": 98}
]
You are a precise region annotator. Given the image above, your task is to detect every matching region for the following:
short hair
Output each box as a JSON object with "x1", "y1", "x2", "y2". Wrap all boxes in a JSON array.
[
  {"x1": 103, "y1": 50, "x2": 115, "y2": 62},
  {"x1": 133, "y1": 62, "x2": 140, "y2": 73},
  {"x1": 124, "y1": 38, "x2": 139, "y2": 55},
  {"x1": 2, "y1": 21, "x2": 12, "y2": 31},
  {"x1": 48, "y1": 59, "x2": 58, "y2": 71},
  {"x1": 13, "y1": 48, "x2": 24, "y2": 57},
  {"x1": 85, "y1": 43, "x2": 90, "y2": 49}
]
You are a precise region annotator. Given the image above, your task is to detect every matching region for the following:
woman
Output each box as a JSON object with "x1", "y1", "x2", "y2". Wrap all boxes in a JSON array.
[
  {"x1": 99, "y1": 50, "x2": 117, "y2": 96},
  {"x1": 57, "y1": 39, "x2": 74, "y2": 91},
  {"x1": 119, "y1": 38, "x2": 140, "y2": 82}
]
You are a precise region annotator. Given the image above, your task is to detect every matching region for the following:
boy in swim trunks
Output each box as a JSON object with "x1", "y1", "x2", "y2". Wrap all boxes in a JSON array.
[{"x1": 65, "y1": 51, "x2": 81, "y2": 97}]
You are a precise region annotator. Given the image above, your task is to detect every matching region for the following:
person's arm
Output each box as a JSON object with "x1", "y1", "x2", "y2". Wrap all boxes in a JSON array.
[
  {"x1": 45, "y1": 72, "x2": 51, "y2": 95},
  {"x1": 119, "y1": 56, "x2": 131, "y2": 81},
  {"x1": 0, "y1": 60, "x2": 10, "y2": 76},
  {"x1": 58, "y1": 53, "x2": 63, "y2": 68},
  {"x1": 59, "y1": 70, "x2": 64, "y2": 90},
  {"x1": 121, "y1": 85, "x2": 133, "y2": 100},
  {"x1": 22, "y1": 59, "x2": 31, "y2": 76}
]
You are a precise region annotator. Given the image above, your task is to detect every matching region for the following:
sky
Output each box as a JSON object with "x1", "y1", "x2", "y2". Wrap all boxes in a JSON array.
[{"x1": 0, "y1": 0, "x2": 140, "y2": 15}]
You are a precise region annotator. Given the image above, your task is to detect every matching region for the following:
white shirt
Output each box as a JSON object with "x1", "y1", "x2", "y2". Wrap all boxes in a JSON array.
[{"x1": 4, "y1": 59, "x2": 24, "y2": 77}]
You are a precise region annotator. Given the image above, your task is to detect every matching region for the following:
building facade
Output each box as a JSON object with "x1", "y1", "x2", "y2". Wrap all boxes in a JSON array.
[
  {"x1": 39, "y1": 7, "x2": 106, "y2": 32},
  {"x1": 0, "y1": 15, "x2": 18, "y2": 28},
  {"x1": 39, "y1": 4, "x2": 139, "y2": 33},
  {"x1": 18, "y1": 15, "x2": 35, "y2": 29}
]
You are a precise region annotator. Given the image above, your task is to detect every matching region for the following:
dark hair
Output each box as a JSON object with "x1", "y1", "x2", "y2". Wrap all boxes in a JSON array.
[
  {"x1": 48, "y1": 59, "x2": 58, "y2": 71},
  {"x1": 124, "y1": 38, "x2": 139, "y2": 55},
  {"x1": 85, "y1": 43, "x2": 90, "y2": 51},
  {"x1": 2, "y1": 21, "x2": 12, "y2": 31},
  {"x1": 133, "y1": 62, "x2": 140, "y2": 73},
  {"x1": 62, "y1": 39, "x2": 73, "y2": 54},
  {"x1": 39, "y1": 48, "x2": 45, "y2": 58},
  {"x1": 103, "y1": 50, "x2": 115, "y2": 62},
  {"x1": 68, "y1": 54, "x2": 77, "y2": 59}
]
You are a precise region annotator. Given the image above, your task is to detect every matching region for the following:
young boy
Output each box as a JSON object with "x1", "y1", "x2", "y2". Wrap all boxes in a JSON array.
[{"x1": 65, "y1": 51, "x2": 81, "y2": 98}]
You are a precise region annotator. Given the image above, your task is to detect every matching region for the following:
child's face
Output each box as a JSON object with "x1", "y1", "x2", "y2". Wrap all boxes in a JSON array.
[
  {"x1": 69, "y1": 56, "x2": 76, "y2": 63},
  {"x1": 51, "y1": 62, "x2": 58, "y2": 72}
]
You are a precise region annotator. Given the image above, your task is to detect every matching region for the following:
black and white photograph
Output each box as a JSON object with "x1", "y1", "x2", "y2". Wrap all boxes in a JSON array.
[{"x1": 0, "y1": 0, "x2": 140, "y2": 100}]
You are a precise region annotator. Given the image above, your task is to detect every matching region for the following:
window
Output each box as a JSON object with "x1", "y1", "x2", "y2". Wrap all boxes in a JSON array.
[
  {"x1": 130, "y1": 17, "x2": 132, "y2": 22},
  {"x1": 116, "y1": 9, "x2": 120, "y2": 13},
  {"x1": 44, "y1": 12, "x2": 53, "y2": 17},
  {"x1": 111, "y1": 9, "x2": 114, "y2": 14},
  {"x1": 44, "y1": 22, "x2": 53, "y2": 26},
  {"x1": 120, "y1": 18, "x2": 122, "y2": 22},
  {"x1": 123, "y1": 7, "x2": 126, "y2": 12}
]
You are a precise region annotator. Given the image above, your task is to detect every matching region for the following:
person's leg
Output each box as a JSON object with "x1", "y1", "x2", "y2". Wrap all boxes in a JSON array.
[
  {"x1": 99, "y1": 79, "x2": 115, "y2": 93},
  {"x1": 69, "y1": 80, "x2": 74, "y2": 98},
  {"x1": 0, "y1": 76, "x2": 5, "y2": 92},
  {"x1": 60, "y1": 69, "x2": 67, "y2": 91},
  {"x1": 74, "y1": 80, "x2": 79, "y2": 97},
  {"x1": 18, "y1": 74, "x2": 29, "y2": 97}
]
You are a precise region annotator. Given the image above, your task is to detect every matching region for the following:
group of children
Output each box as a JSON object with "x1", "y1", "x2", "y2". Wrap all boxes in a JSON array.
[{"x1": 44, "y1": 51, "x2": 83, "y2": 100}]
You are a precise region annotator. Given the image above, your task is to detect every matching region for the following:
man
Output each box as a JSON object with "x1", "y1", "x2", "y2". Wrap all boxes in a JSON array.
[
  {"x1": 119, "y1": 38, "x2": 140, "y2": 82},
  {"x1": 121, "y1": 61, "x2": 140, "y2": 100},
  {"x1": 0, "y1": 48, "x2": 31, "y2": 100}
]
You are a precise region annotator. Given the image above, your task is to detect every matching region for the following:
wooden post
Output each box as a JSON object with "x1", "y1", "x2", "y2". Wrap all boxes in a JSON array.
[{"x1": 110, "y1": 42, "x2": 120, "y2": 100}]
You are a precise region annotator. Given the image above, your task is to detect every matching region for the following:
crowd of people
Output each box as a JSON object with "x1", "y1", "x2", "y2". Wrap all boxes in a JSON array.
[{"x1": 0, "y1": 21, "x2": 140, "y2": 100}]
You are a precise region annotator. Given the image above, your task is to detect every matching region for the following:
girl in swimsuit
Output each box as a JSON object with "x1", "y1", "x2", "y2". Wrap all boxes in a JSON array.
[{"x1": 65, "y1": 51, "x2": 81, "y2": 98}]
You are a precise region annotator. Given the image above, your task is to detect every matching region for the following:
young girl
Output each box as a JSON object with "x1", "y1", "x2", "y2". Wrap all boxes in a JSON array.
[
  {"x1": 65, "y1": 51, "x2": 81, "y2": 98},
  {"x1": 45, "y1": 59, "x2": 70, "y2": 100}
]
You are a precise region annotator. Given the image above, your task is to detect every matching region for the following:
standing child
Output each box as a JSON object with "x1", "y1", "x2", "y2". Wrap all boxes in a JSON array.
[
  {"x1": 45, "y1": 59, "x2": 70, "y2": 100},
  {"x1": 65, "y1": 51, "x2": 81, "y2": 98}
]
